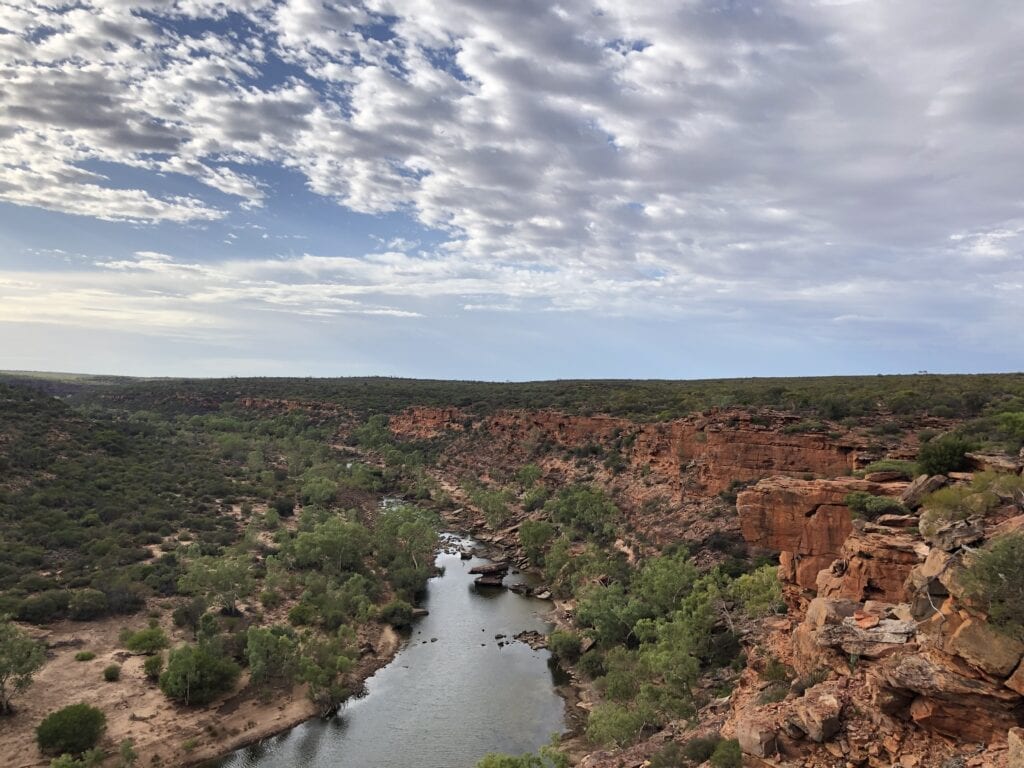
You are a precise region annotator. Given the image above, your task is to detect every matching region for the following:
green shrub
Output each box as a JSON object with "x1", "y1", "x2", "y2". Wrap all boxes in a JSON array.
[
  {"x1": 917, "y1": 474, "x2": 1019, "y2": 536},
  {"x1": 73, "y1": 651, "x2": 95, "y2": 662},
  {"x1": 759, "y1": 656, "x2": 793, "y2": 684},
  {"x1": 378, "y1": 599, "x2": 415, "y2": 628},
  {"x1": 917, "y1": 435, "x2": 972, "y2": 476},
  {"x1": 519, "y1": 520, "x2": 556, "y2": 566},
  {"x1": 159, "y1": 644, "x2": 240, "y2": 705},
  {"x1": 729, "y1": 565, "x2": 783, "y2": 617},
  {"x1": 649, "y1": 741, "x2": 685, "y2": 768},
  {"x1": 962, "y1": 533, "x2": 1024, "y2": 641},
  {"x1": 143, "y1": 654, "x2": 164, "y2": 682},
  {"x1": 36, "y1": 703, "x2": 106, "y2": 756},
  {"x1": 681, "y1": 734, "x2": 722, "y2": 764},
  {"x1": 861, "y1": 459, "x2": 916, "y2": 479},
  {"x1": 103, "y1": 664, "x2": 120, "y2": 682},
  {"x1": 844, "y1": 492, "x2": 907, "y2": 520},
  {"x1": 585, "y1": 701, "x2": 651, "y2": 747},
  {"x1": 709, "y1": 739, "x2": 742, "y2": 768},
  {"x1": 124, "y1": 626, "x2": 169, "y2": 655},
  {"x1": 68, "y1": 590, "x2": 108, "y2": 621},
  {"x1": 547, "y1": 630, "x2": 582, "y2": 662}
]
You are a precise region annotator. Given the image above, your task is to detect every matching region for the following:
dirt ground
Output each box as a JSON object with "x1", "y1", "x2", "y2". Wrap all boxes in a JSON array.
[{"x1": 1, "y1": 609, "x2": 400, "y2": 768}]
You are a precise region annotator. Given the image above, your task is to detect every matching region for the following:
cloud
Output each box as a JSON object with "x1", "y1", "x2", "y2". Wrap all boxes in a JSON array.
[{"x1": 0, "y1": 0, "x2": 1021, "y2": 358}]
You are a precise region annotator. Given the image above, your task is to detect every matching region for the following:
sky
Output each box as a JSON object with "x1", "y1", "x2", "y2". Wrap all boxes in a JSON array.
[{"x1": 0, "y1": 0, "x2": 1022, "y2": 380}]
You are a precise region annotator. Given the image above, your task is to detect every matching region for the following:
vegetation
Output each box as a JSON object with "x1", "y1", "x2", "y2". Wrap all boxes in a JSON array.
[
  {"x1": 159, "y1": 644, "x2": 240, "y2": 705},
  {"x1": 917, "y1": 434, "x2": 973, "y2": 476},
  {"x1": 844, "y1": 492, "x2": 908, "y2": 520},
  {"x1": 123, "y1": 625, "x2": 169, "y2": 655},
  {"x1": 962, "y1": 533, "x2": 1024, "y2": 641},
  {"x1": 103, "y1": 664, "x2": 121, "y2": 682},
  {"x1": 36, "y1": 703, "x2": 106, "y2": 756},
  {"x1": 919, "y1": 472, "x2": 1024, "y2": 537},
  {"x1": 0, "y1": 616, "x2": 45, "y2": 714}
]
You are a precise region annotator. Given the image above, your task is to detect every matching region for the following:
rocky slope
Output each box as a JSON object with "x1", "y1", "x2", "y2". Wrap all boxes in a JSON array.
[{"x1": 729, "y1": 455, "x2": 1024, "y2": 768}]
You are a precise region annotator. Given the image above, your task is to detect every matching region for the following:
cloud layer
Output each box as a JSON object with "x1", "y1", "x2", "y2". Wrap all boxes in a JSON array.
[{"x1": 1, "y1": 0, "x2": 1022, "y2": 374}]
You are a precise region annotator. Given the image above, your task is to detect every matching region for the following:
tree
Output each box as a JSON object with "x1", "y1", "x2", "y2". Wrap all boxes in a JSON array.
[
  {"x1": 292, "y1": 518, "x2": 371, "y2": 576},
  {"x1": 245, "y1": 626, "x2": 298, "y2": 690},
  {"x1": 917, "y1": 434, "x2": 972, "y2": 476},
  {"x1": 36, "y1": 703, "x2": 106, "y2": 755},
  {"x1": 159, "y1": 644, "x2": 240, "y2": 705},
  {"x1": 178, "y1": 555, "x2": 253, "y2": 615},
  {"x1": 0, "y1": 616, "x2": 45, "y2": 714}
]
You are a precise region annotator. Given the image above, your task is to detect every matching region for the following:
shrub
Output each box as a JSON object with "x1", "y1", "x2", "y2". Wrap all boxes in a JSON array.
[
  {"x1": 729, "y1": 565, "x2": 783, "y2": 617},
  {"x1": 649, "y1": 741, "x2": 685, "y2": 768},
  {"x1": 103, "y1": 664, "x2": 121, "y2": 682},
  {"x1": 378, "y1": 599, "x2": 415, "y2": 628},
  {"x1": 917, "y1": 435, "x2": 972, "y2": 476},
  {"x1": 709, "y1": 739, "x2": 742, "y2": 768},
  {"x1": 17, "y1": 591, "x2": 70, "y2": 624},
  {"x1": 143, "y1": 654, "x2": 164, "y2": 682},
  {"x1": 861, "y1": 459, "x2": 916, "y2": 479},
  {"x1": 519, "y1": 520, "x2": 556, "y2": 566},
  {"x1": 759, "y1": 656, "x2": 793, "y2": 684},
  {"x1": 844, "y1": 492, "x2": 907, "y2": 520},
  {"x1": 681, "y1": 734, "x2": 722, "y2": 764},
  {"x1": 74, "y1": 651, "x2": 95, "y2": 662},
  {"x1": 547, "y1": 630, "x2": 582, "y2": 662},
  {"x1": 961, "y1": 533, "x2": 1024, "y2": 641},
  {"x1": 585, "y1": 702, "x2": 651, "y2": 747},
  {"x1": 36, "y1": 703, "x2": 106, "y2": 756},
  {"x1": 68, "y1": 590, "x2": 108, "y2": 621},
  {"x1": 160, "y1": 645, "x2": 240, "y2": 705},
  {"x1": 757, "y1": 682, "x2": 789, "y2": 704},
  {"x1": 123, "y1": 626, "x2": 169, "y2": 655}
]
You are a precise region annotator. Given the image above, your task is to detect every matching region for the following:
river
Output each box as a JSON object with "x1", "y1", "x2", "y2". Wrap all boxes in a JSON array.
[{"x1": 215, "y1": 534, "x2": 567, "y2": 768}]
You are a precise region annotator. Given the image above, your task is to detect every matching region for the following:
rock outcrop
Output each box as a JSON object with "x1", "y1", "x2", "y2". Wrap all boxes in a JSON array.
[{"x1": 737, "y1": 477, "x2": 906, "y2": 590}]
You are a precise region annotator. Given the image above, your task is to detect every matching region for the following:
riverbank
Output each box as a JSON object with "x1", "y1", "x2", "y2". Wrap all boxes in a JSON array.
[{"x1": 0, "y1": 613, "x2": 401, "y2": 768}]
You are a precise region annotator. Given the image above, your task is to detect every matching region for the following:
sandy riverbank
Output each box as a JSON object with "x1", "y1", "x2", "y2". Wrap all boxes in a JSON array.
[{"x1": 0, "y1": 611, "x2": 401, "y2": 768}]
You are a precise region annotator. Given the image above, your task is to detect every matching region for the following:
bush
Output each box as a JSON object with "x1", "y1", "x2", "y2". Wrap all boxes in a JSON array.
[
  {"x1": 917, "y1": 435, "x2": 972, "y2": 476},
  {"x1": 68, "y1": 590, "x2": 108, "y2": 621},
  {"x1": 709, "y1": 739, "x2": 742, "y2": 768},
  {"x1": 159, "y1": 645, "x2": 240, "y2": 705},
  {"x1": 649, "y1": 741, "x2": 685, "y2": 768},
  {"x1": 681, "y1": 734, "x2": 722, "y2": 764},
  {"x1": 36, "y1": 703, "x2": 106, "y2": 756},
  {"x1": 123, "y1": 626, "x2": 169, "y2": 655},
  {"x1": 844, "y1": 492, "x2": 907, "y2": 520},
  {"x1": 861, "y1": 459, "x2": 916, "y2": 479},
  {"x1": 962, "y1": 533, "x2": 1024, "y2": 641},
  {"x1": 378, "y1": 599, "x2": 415, "y2": 628},
  {"x1": 547, "y1": 630, "x2": 582, "y2": 662},
  {"x1": 729, "y1": 565, "x2": 783, "y2": 617},
  {"x1": 519, "y1": 520, "x2": 556, "y2": 566},
  {"x1": 585, "y1": 702, "x2": 651, "y2": 747},
  {"x1": 143, "y1": 654, "x2": 164, "y2": 682},
  {"x1": 103, "y1": 664, "x2": 121, "y2": 682},
  {"x1": 73, "y1": 651, "x2": 95, "y2": 662}
]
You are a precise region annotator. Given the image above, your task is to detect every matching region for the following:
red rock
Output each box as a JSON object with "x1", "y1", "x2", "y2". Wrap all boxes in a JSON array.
[{"x1": 737, "y1": 477, "x2": 899, "y2": 590}]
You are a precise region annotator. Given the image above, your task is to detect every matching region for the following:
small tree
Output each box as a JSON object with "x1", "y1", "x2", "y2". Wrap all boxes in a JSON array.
[
  {"x1": 917, "y1": 435, "x2": 972, "y2": 476},
  {"x1": 178, "y1": 555, "x2": 253, "y2": 616},
  {"x1": 0, "y1": 616, "x2": 45, "y2": 714},
  {"x1": 160, "y1": 644, "x2": 240, "y2": 705},
  {"x1": 962, "y1": 533, "x2": 1024, "y2": 640},
  {"x1": 36, "y1": 703, "x2": 106, "y2": 755}
]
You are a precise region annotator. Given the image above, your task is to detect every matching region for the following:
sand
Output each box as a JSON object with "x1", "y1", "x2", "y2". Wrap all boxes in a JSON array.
[{"x1": 0, "y1": 611, "x2": 401, "y2": 768}]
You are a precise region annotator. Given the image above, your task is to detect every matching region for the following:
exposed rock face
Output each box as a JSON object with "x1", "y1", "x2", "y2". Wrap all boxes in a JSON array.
[
  {"x1": 874, "y1": 650, "x2": 1024, "y2": 742},
  {"x1": 390, "y1": 407, "x2": 866, "y2": 496},
  {"x1": 737, "y1": 477, "x2": 904, "y2": 590},
  {"x1": 816, "y1": 519, "x2": 925, "y2": 603},
  {"x1": 901, "y1": 474, "x2": 948, "y2": 509},
  {"x1": 789, "y1": 685, "x2": 843, "y2": 743}
]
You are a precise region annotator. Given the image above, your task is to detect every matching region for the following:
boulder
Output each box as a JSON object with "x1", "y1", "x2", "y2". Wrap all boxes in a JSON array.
[
  {"x1": 816, "y1": 526, "x2": 924, "y2": 603},
  {"x1": 866, "y1": 470, "x2": 912, "y2": 483},
  {"x1": 736, "y1": 715, "x2": 779, "y2": 758},
  {"x1": 922, "y1": 518, "x2": 985, "y2": 552},
  {"x1": 1005, "y1": 660, "x2": 1024, "y2": 696},
  {"x1": 875, "y1": 650, "x2": 1024, "y2": 741},
  {"x1": 805, "y1": 597, "x2": 860, "y2": 630},
  {"x1": 948, "y1": 618, "x2": 1024, "y2": 677},
  {"x1": 816, "y1": 618, "x2": 916, "y2": 659},
  {"x1": 967, "y1": 452, "x2": 1022, "y2": 475},
  {"x1": 790, "y1": 686, "x2": 843, "y2": 743},
  {"x1": 901, "y1": 475, "x2": 948, "y2": 510}
]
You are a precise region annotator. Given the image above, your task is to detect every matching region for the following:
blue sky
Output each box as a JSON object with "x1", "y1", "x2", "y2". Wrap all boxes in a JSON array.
[{"x1": 0, "y1": 0, "x2": 1021, "y2": 379}]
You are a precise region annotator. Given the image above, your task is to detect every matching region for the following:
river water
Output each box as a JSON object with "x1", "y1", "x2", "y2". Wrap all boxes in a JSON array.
[{"x1": 216, "y1": 535, "x2": 567, "y2": 768}]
